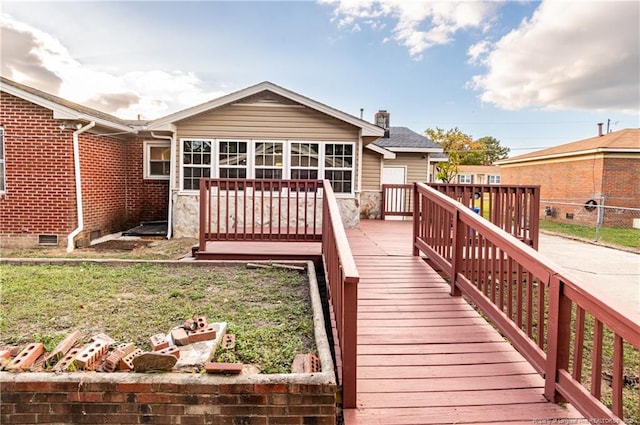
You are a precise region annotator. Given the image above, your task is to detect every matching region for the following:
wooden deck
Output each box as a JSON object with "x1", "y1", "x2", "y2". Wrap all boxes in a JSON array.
[{"x1": 344, "y1": 220, "x2": 583, "y2": 424}]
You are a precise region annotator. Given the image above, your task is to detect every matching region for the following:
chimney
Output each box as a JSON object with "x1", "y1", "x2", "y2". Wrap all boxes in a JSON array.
[
  {"x1": 597, "y1": 122, "x2": 603, "y2": 137},
  {"x1": 375, "y1": 110, "x2": 390, "y2": 138}
]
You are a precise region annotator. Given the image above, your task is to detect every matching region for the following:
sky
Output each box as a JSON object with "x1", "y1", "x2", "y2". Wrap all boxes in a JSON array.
[{"x1": 1, "y1": 0, "x2": 638, "y2": 155}]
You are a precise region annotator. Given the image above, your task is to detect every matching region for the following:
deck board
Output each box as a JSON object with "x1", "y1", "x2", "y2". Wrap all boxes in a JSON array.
[{"x1": 345, "y1": 220, "x2": 583, "y2": 424}]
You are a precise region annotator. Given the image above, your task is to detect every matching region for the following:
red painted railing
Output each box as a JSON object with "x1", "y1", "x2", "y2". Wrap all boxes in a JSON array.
[
  {"x1": 198, "y1": 178, "x2": 359, "y2": 408},
  {"x1": 383, "y1": 183, "x2": 540, "y2": 248},
  {"x1": 199, "y1": 178, "x2": 323, "y2": 251},
  {"x1": 321, "y1": 180, "x2": 359, "y2": 409},
  {"x1": 413, "y1": 182, "x2": 640, "y2": 423}
]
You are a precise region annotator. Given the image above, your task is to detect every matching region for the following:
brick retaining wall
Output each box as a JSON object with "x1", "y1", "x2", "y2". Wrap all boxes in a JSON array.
[{"x1": 0, "y1": 372, "x2": 337, "y2": 425}]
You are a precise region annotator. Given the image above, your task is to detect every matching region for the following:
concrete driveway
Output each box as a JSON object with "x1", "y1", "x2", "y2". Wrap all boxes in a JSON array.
[{"x1": 538, "y1": 233, "x2": 640, "y2": 320}]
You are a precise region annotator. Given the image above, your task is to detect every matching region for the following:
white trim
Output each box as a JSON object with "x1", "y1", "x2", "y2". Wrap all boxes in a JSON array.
[
  {"x1": 143, "y1": 140, "x2": 171, "y2": 180},
  {"x1": 365, "y1": 143, "x2": 396, "y2": 159},
  {"x1": 147, "y1": 81, "x2": 385, "y2": 137},
  {"x1": 496, "y1": 147, "x2": 640, "y2": 165}
]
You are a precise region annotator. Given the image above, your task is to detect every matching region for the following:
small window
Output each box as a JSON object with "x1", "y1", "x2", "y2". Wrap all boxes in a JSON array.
[
  {"x1": 0, "y1": 127, "x2": 5, "y2": 192},
  {"x1": 290, "y1": 142, "x2": 319, "y2": 180},
  {"x1": 219, "y1": 141, "x2": 248, "y2": 179},
  {"x1": 488, "y1": 175, "x2": 501, "y2": 184},
  {"x1": 458, "y1": 174, "x2": 472, "y2": 184},
  {"x1": 144, "y1": 141, "x2": 171, "y2": 180},
  {"x1": 324, "y1": 143, "x2": 354, "y2": 194},
  {"x1": 255, "y1": 141, "x2": 284, "y2": 179},
  {"x1": 182, "y1": 139, "x2": 212, "y2": 190}
]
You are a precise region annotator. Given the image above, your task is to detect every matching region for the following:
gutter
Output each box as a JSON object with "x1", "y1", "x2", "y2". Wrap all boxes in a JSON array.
[
  {"x1": 67, "y1": 121, "x2": 96, "y2": 252},
  {"x1": 151, "y1": 132, "x2": 175, "y2": 239}
]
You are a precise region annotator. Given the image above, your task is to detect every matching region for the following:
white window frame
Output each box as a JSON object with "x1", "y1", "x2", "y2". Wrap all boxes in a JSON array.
[
  {"x1": 488, "y1": 175, "x2": 501, "y2": 185},
  {"x1": 323, "y1": 142, "x2": 355, "y2": 196},
  {"x1": 178, "y1": 138, "x2": 356, "y2": 196},
  {"x1": 144, "y1": 141, "x2": 171, "y2": 180},
  {"x1": 180, "y1": 138, "x2": 213, "y2": 191},
  {"x1": 458, "y1": 174, "x2": 472, "y2": 184},
  {"x1": 0, "y1": 127, "x2": 5, "y2": 193},
  {"x1": 218, "y1": 140, "x2": 249, "y2": 179}
]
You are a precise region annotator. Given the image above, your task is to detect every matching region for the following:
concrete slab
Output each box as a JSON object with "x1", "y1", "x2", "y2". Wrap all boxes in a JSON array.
[{"x1": 538, "y1": 233, "x2": 640, "y2": 319}]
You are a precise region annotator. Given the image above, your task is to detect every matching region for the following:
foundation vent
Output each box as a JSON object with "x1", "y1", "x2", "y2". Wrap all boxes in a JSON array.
[{"x1": 38, "y1": 234, "x2": 59, "y2": 246}]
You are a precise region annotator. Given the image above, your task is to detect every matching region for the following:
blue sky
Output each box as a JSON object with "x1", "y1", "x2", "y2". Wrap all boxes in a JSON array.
[{"x1": 1, "y1": 1, "x2": 638, "y2": 155}]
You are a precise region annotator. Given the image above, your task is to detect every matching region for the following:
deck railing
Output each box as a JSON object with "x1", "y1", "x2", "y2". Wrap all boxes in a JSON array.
[
  {"x1": 198, "y1": 178, "x2": 323, "y2": 251},
  {"x1": 381, "y1": 184, "x2": 414, "y2": 219},
  {"x1": 428, "y1": 183, "x2": 540, "y2": 249},
  {"x1": 383, "y1": 183, "x2": 540, "y2": 248},
  {"x1": 321, "y1": 180, "x2": 359, "y2": 409},
  {"x1": 198, "y1": 178, "x2": 359, "y2": 408},
  {"x1": 413, "y1": 182, "x2": 640, "y2": 423}
]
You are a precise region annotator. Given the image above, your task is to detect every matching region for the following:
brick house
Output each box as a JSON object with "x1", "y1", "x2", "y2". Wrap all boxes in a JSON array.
[
  {"x1": 455, "y1": 165, "x2": 501, "y2": 185},
  {"x1": 497, "y1": 128, "x2": 640, "y2": 227},
  {"x1": 1, "y1": 78, "x2": 391, "y2": 248},
  {"x1": 0, "y1": 77, "x2": 167, "y2": 250}
]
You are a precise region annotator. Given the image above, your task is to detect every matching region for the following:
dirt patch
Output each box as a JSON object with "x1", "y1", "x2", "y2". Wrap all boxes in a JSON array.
[{"x1": 87, "y1": 239, "x2": 153, "y2": 251}]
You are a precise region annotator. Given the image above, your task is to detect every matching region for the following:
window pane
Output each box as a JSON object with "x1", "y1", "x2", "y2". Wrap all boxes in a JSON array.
[
  {"x1": 0, "y1": 163, "x2": 4, "y2": 191},
  {"x1": 325, "y1": 170, "x2": 352, "y2": 193},
  {"x1": 150, "y1": 146, "x2": 170, "y2": 160},
  {"x1": 255, "y1": 169, "x2": 283, "y2": 179}
]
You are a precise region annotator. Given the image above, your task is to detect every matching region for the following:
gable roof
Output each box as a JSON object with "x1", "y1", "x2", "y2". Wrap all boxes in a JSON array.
[
  {"x1": 497, "y1": 128, "x2": 640, "y2": 165},
  {"x1": 0, "y1": 77, "x2": 137, "y2": 133},
  {"x1": 372, "y1": 126, "x2": 443, "y2": 153},
  {"x1": 147, "y1": 81, "x2": 385, "y2": 137}
]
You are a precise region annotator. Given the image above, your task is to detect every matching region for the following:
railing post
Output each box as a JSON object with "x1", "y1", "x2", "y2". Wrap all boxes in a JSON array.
[
  {"x1": 544, "y1": 274, "x2": 571, "y2": 403},
  {"x1": 413, "y1": 183, "x2": 420, "y2": 256},
  {"x1": 381, "y1": 185, "x2": 387, "y2": 220},
  {"x1": 199, "y1": 179, "x2": 207, "y2": 252},
  {"x1": 449, "y1": 210, "x2": 463, "y2": 297},
  {"x1": 342, "y1": 276, "x2": 359, "y2": 409}
]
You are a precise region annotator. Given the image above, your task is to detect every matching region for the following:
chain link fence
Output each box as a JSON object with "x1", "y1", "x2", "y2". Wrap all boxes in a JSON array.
[{"x1": 540, "y1": 196, "x2": 640, "y2": 241}]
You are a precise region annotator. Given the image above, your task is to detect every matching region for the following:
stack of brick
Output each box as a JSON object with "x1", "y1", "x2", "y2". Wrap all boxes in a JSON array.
[{"x1": 1, "y1": 315, "x2": 238, "y2": 374}]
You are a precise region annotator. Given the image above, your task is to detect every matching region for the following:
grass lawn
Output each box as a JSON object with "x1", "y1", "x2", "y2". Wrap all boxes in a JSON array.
[
  {"x1": 539, "y1": 219, "x2": 640, "y2": 250},
  {"x1": 0, "y1": 263, "x2": 316, "y2": 374}
]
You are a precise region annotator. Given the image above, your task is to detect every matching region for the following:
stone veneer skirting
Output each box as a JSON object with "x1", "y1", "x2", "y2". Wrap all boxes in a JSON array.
[{"x1": 0, "y1": 260, "x2": 337, "y2": 425}]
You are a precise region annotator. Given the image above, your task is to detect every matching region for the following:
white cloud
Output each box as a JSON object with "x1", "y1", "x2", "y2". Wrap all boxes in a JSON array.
[
  {"x1": 320, "y1": 0, "x2": 498, "y2": 57},
  {"x1": 467, "y1": 40, "x2": 491, "y2": 65},
  {"x1": 469, "y1": 1, "x2": 640, "y2": 114},
  {"x1": 0, "y1": 14, "x2": 225, "y2": 120}
]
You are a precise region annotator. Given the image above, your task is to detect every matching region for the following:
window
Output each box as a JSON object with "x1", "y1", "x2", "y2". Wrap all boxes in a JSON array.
[
  {"x1": 488, "y1": 175, "x2": 501, "y2": 184},
  {"x1": 324, "y1": 143, "x2": 353, "y2": 193},
  {"x1": 290, "y1": 142, "x2": 319, "y2": 180},
  {"x1": 178, "y1": 139, "x2": 356, "y2": 194},
  {"x1": 218, "y1": 141, "x2": 248, "y2": 179},
  {"x1": 0, "y1": 127, "x2": 4, "y2": 192},
  {"x1": 182, "y1": 139, "x2": 212, "y2": 190},
  {"x1": 144, "y1": 141, "x2": 170, "y2": 179},
  {"x1": 458, "y1": 174, "x2": 472, "y2": 184},
  {"x1": 255, "y1": 141, "x2": 283, "y2": 179}
]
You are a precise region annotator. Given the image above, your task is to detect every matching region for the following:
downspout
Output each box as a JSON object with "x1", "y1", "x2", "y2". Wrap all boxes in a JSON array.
[
  {"x1": 67, "y1": 121, "x2": 96, "y2": 252},
  {"x1": 151, "y1": 132, "x2": 175, "y2": 239}
]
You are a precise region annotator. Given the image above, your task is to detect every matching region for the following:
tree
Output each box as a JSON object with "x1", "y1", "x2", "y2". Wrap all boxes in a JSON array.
[
  {"x1": 425, "y1": 128, "x2": 511, "y2": 178},
  {"x1": 425, "y1": 127, "x2": 481, "y2": 182},
  {"x1": 475, "y1": 136, "x2": 510, "y2": 165}
]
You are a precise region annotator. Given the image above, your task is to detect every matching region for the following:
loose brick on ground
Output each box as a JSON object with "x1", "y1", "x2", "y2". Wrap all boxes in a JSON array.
[
  {"x1": 74, "y1": 340, "x2": 110, "y2": 370},
  {"x1": 204, "y1": 362, "x2": 243, "y2": 375},
  {"x1": 103, "y1": 343, "x2": 136, "y2": 372},
  {"x1": 171, "y1": 328, "x2": 189, "y2": 346},
  {"x1": 150, "y1": 334, "x2": 169, "y2": 351},
  {"x1": 5, "y1": 343, "x2": 44, "y2": 371},
  {"x1": 119, "y1": 348, "x2": 143, "y2": 371},
  {"x1": 53, "y1": 347, "x2": 82, "y2": 371},
  {"x1": 187, "y1": 324, "x2": 218, "y2": 344}
]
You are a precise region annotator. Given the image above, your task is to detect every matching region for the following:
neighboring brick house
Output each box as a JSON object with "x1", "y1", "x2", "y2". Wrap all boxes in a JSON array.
[
  {"x1": 0, "y1": 77, "x2": 168, "y2": 250},
  {"x1": 497, "y1": 128, "x2": 640, "y2": 227},
  {"x1": 1, "y1": 78, "x2": 390, "y2": 247},
  {"x1": 455, "y1": 165, "x2": 501, "y2": 185}
]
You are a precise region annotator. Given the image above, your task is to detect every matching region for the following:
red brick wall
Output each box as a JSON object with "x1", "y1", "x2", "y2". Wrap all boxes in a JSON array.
[
  {"x1": 0, "y1": 92, "x2": 169, "y2": 248},
  {"x1": 0, "y1": 92, "x2": 77, "y2": 243},
  {"x1": 500, "y1": 154, "x2": 639, "y2": 227},
  {"x1": 0, "y1": 374, "x2": 337, "y2": 425}
]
